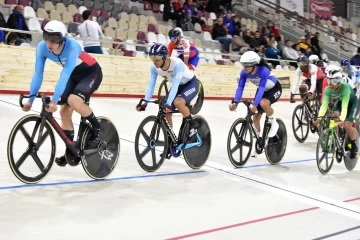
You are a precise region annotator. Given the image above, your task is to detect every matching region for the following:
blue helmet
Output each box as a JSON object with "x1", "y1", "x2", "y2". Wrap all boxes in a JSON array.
[
  {"x1": 341, "y1": 59, "x2": 350, "y2": 67},
  {"x1": 149, "y1": 43, "x2": 168, "y2": 61}
]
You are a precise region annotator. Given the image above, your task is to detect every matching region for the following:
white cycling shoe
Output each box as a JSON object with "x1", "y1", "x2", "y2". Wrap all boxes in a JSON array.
[{"x1": 268, "y1": 119, "x2": 279, "y2": 138}]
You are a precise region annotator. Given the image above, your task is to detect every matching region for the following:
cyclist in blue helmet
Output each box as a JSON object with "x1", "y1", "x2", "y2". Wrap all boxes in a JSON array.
[
  {"x1": 136, "y1": 43, "x2": 202, "y2": 159},
  {"x1": 341, "y1": 59, "x2": 360, "y2": 87}
]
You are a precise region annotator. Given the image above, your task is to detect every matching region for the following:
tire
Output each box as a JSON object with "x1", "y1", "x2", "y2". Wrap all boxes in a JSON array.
[
  {"x1": 227, "y1": 118, "x2": 253, "y2": 168},
  {"x1": 182, "y1": 115, "x2": 211, "y2": 169},
  {"x1": 134, "y1": 116, "x2": 168, "y2": 172},
  {"x1": 7, "y1": 115, "x2": 56, "y2": 184},
  {"x1": 316, "y1": 127, "x2": 336, "y2": 175},
  {"x1": 292, "y1": 104, "x2": 309, "y2": 143},
  {"x1": 265, "y1": 118, "x2": 287, "y2": 165},
  {"x1": 80, "y1": 116, "x2": 120, "y2": 180}
]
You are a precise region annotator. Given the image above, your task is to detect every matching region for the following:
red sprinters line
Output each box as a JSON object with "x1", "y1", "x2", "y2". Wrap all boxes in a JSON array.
[
  {"x1": 166, "y1": 207, "x2": 319, "y2": 240},
  {"x1": 166, "y1": 197, "x2": 360, "y2": 240}
]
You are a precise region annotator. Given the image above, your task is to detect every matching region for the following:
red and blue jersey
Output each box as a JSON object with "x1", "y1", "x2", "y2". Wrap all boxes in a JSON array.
[{"x1": 168, "y1": 38, "x2": 198, "y2": 58}]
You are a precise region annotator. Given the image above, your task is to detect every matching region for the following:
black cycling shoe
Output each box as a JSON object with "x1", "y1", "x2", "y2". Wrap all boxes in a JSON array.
[
  {"x1": 350, "y1": 142, "x2": 358, "y2": 159},
  {"x1": 55, "y1": 155, "x2": 67, "y2": 167},
  {"x1": 160, "y1": 147, "x2": 172, "y2": 159}
]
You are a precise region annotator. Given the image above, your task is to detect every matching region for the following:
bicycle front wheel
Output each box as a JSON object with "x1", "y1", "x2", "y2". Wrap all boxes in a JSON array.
[
  {"x1": 316, "y1": 127, "x2": 336, "y2": 175},
  {"x1": 227, "y1": 118, "x2": 253, "y2": 168},
  {"x1": 7, "y1": 114, "x2": 56, "y2": 184}
]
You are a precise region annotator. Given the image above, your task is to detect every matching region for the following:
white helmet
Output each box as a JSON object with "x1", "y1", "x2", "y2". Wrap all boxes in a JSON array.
[
  {"x1": 308, "y1": 55, "x2": 319, "y2": 64},
  {"x1": 326, "y1": 64, "x2": 342, "y2": 85},
  {"x1": 240, "y1": 51, "x2": 261, "y2": 67},
  {"x1": 43, "y1": 20, "x2": 68, "y2": 43}
]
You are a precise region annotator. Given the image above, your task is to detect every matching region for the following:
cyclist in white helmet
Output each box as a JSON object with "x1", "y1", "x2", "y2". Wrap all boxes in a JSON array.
[{"x1": 21, "y1": 20, "x2": 104, "y2": 167}]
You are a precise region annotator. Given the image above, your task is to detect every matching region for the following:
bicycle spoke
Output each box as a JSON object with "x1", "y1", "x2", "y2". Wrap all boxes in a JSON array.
[
  {"x1": 140, "y1": 129, "x2": 150, "y2": 142},
  {"x1": 151, "y1": 148, "x2": 156, "y2": 166},
  {"x1": 37, "y1": 130, "x2": 49, "y2": 149},
  {"x1": 19, "y1": 126, "x2": 32, "y2": 145},
  {"x1": 30, "y1": 153, "x2": 45, "y2": 172},
  {"x1": 230, "y1": 144, "x2": 240, "y2": 154},
  {"x1": 233, "y1": 128, "x2": 239, "y2": 140},
  {"x1": 243, "y1": 141, "x2": 252, "y2": 148},
  {"x1": 139, "y1": 146, "x2": 151, "y2": 159},
  {"x1": 15, "y1": 149, "x2": 31, "y2": 168},
  {"x1": 155, "y1": 140, "x2": 165, "y2": 147}
]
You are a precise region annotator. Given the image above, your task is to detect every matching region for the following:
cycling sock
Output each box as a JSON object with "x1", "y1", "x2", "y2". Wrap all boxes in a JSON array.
[
  {"x1": 85, "y1": 112, "x2": 101, "y2": 129},
  {"x1": 63, "y1": 130, "x2": 74, "y2": 141},
  {"x1": 267, "y1": 113, "x2": 276, "y2": 123},
  {"x1": 185, "y1": 115, "x2": 197, "y2": 128}
]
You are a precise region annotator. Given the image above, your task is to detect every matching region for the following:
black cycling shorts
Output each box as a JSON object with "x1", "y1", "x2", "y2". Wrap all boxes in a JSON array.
[
  {"x1": 59, "y1": 63, "x2": 102, "y2": 105},
  {"x1": 256, "y1": 81, "x2": 282, "y2": 114}
]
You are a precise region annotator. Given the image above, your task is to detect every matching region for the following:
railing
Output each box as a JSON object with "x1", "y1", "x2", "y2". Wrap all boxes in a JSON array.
[{"x1": 233, "y1": 0, "x2": 359, "y2": 59}]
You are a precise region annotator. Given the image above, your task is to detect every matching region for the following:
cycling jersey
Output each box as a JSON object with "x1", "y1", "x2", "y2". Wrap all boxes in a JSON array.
[
  {"x1": 292, "y1": 64, "x2": 325, "y2": 94},
  {"x1": 29, "y1": 38, "x2": 97, "y2": 103},
  {"x1": 343, "y1": 65, "x2": 360, "y2": 84},
  {"x1": 234, "y1": 66, "x2": 278, "y2": 107},
  {"x1": 144, "y1": 57, "x2": 195, "y2": 106},
  {"x1": 319, "y1": 82, "x2": 357, "y2": 121},
  {"x1": 168, "y1": 39, "x2": 198, "y2": 58}
]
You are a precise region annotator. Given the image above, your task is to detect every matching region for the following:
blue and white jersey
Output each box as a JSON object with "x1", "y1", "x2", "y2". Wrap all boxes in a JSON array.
[
  {"x1": 344, "y1": 65, "x2": 360, "y2": 84},
  {"x1": 144, "y1": 57, "x2": 195, "y2": 106},
  {"x1": 29, "y1": 38, "x2": 97, "y2": 103},
  {"x1": 234, "y1": 66, "x2": 278, "y2": 106}
]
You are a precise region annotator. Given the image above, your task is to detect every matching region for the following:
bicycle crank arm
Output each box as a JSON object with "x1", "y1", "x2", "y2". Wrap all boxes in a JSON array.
[{"x1": 81, "y1": 147, "x2": 106, "y2": 156}]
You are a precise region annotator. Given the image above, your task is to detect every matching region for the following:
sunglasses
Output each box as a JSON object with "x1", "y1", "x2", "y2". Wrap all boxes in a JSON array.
[
  {"x1": 149, "y1": 55, "x2": 164, "y2": 61},
  {"x1": 170, "y1": 36, "x2": 177, "y2": 41},
  {"x1": 297, "y1": 62, "x2": 308, "y2": 67}
]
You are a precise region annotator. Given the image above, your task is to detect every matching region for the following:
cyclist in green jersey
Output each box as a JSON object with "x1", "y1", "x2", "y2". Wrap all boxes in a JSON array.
[{"x1": 313, "y1": 65, "x2": 359, "y2": 158}]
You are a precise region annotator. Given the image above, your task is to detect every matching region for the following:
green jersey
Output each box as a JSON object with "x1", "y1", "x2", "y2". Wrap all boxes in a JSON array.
[{"x1": 319, "y1": 82, "x2": 357, "y2": 121}]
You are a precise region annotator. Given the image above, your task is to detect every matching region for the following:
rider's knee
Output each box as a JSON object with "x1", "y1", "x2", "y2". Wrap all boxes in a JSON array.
[
  {"x1": 259, "y1": 99, "x2": 270, "y2": 108},
  {"x1": 173, "y1": 97, "x2": 185, "y2": 108},
  {"x1": 67, "y1": 94, "x2": 84, "y2": 109},
  {"x1": 299, "y1": 84, "x2": 308, "y2": 94}
]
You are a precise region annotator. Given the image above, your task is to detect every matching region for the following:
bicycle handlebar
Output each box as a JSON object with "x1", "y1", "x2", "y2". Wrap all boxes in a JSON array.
[
  {"x1": 138, "y1": 98, "x2": 159, "y2": 106},
  {"x1": 19, "y1": 93, "x2": 50, "y2": 108}
]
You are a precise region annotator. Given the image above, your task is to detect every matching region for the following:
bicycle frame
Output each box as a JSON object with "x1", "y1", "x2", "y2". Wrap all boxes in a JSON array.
[
  {"x1": 19, "y1": 94, "x2": 101, "y2": 157},
  {"x1": 294, "y1": 93, "x2": 319, "y2": 120},
  {"x1": 238, "y1": 101, "x2": 270, "y2": 148},
  {"x1": 140, "y1": 98, "x2": 202, "y2": 151}
]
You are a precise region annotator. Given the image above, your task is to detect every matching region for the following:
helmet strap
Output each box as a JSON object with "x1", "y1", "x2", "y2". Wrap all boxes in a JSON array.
[
  {"x1": 175, "y1": 37, "x2": 180, "y2": 45},
  {"x1": 160, "y1": 57, "x2": 167, "y2": 69},
  {"x1": 250, "y1": 66, "x2": 256, "y2": 74}
]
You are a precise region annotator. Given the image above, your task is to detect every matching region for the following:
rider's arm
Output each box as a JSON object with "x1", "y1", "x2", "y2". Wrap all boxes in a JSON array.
[
  {"x1": 167, "y1": 43, "x2": 174, "y2": 57},
  {"x1": 309, "y1": 65, "x2": 317, "y2": 93},
  {"x1": 181, "y1": 39, "x2": 190, "y2": 66},
  {"x1": 291, "y1": 68, "x2": 302, "y2": 94},
  {"x1": 29, "y1": 43, "x2": 47, "y2": 102},
  {"x1": 339, "y1": 86, "x2": 351, "y2": 121},
  {"x1": 234, "y1": 71, "x2": 247, "y2": 102},
  {"x1": 318, "y1": 87, "x2": 330, "y2": 118},
  {"x1": 351, "y1": 66, "x2": 359, "y2": 84},
  {"x1": 144, "y1": 64, "x2": 158, "y2": 102},
  {"x1": 253, "y1": 68, "x2": 269, "y2": 107},
  {"x1": 166, "y1": 62, "x2": 184, "y2": 106},
  {"x1": 51, "y1": 47, "x2": 80, "y2": 103}
]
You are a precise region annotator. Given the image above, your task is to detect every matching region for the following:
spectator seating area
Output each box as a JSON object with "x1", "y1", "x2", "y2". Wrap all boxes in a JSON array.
[
  {"x1": 257, "y1": 4, "x2": 359, "y2": 56},
  {"x1": 0, "y1": 0, "x2": 355, "y2": 66}
]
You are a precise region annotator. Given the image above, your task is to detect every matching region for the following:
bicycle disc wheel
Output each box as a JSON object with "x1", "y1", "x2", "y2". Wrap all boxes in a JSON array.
[
  {"x1": 227, "y1": 118, "x2": 253, "y2": 168},
  {"x1": 344, "y1": 127, "x2": 359, "y2": 171},
  {"x1": 316, "y1": 127, "x2": 336, "y2": 175},
  {"x1": 80, "y1": 116, "x2": 120, "y2": 180},
  {"x1": 189, "y1": 80, "x2": 204, "y2": 115},
  {"x1": 292, "y1": 104, "x2": 309, "y2": 143},
  {"x1": 265, "y1": 118, "x2": 287, "y2": 165},
  {"x1": 7, "y1": 114, "x2": 56, "y2": 184},
  {"x1": 134, "y1": 116, "x2": 168, "y2": 172},
  {"x1": 182, "y1": 116, "x2": 211, "y2": 169}
]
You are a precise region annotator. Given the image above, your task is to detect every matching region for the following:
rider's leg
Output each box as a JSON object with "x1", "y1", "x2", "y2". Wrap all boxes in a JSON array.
[
  {"x1": 260, "y1": 98, "x2": 279, "y2": 137},
  {"x1": 55, "y1": 105, "x2": 75, "y2": 167},
  {"x1": 252, "y1": 113, "x2": 262, "y2": 133},
  {"x1": 174, "y1": 96, "x2": 199, "y2": 141},
  {"x1": 165, "y1": 112, "x2": 173, "y2": 128},
  {"x1": 345, "y1": 102, "x2": 358, "y2": 158},
  {"x1": 316, "y1": 79, "x2": 323, "y2": 103}
]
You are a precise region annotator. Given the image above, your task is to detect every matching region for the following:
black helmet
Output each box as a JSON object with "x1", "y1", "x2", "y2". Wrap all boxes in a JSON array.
[
  {"x1": 297, "y1": 56, "x2": 309, "y2": 67},
  {"x1": 315, "y1": 60, "x2": 324, "y2": 68},
  {"x1": 168, "y1": 29, "x2": 181, "y2": 41}
]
